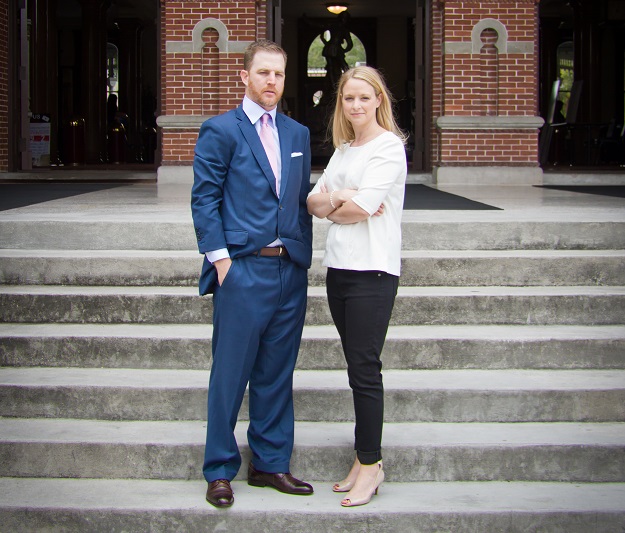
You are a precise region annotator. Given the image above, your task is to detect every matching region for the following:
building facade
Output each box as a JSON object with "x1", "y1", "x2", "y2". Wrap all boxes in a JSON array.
[{"x1": 2, "y1": 1, "x2": 624, "y2": 183}]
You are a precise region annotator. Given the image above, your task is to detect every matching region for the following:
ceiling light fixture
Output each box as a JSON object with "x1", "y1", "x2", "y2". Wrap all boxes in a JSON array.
[{"x1": 326, "y1": 3, "x2": 348, "y2": 15}]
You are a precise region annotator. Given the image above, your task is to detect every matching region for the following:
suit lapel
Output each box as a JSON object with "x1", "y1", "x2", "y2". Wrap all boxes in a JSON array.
[
  {"x1": 236, "y1": 106, "x2": 279, "y2": 196},
  {"x1": 276, "y1": 113, "x2": 292, "y2": 196}
]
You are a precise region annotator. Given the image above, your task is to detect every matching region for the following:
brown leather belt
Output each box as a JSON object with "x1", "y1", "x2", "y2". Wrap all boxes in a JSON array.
[{"x1": 256, "y1": 246, "x2": 289, "y2": 258}]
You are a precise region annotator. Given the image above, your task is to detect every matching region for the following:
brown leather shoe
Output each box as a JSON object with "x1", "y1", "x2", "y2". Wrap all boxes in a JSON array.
[
  {"x1": 247, "y1": 463, "x2": 313, "y2": 495},
  {"x1": 206, "y1": 479, "x2": 234, "y2": 508}
]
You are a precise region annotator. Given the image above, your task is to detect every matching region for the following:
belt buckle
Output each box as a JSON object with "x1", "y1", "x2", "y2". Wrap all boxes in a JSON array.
[{"x1": 278, "y1": 246, "x2": 283, "y2": 256}]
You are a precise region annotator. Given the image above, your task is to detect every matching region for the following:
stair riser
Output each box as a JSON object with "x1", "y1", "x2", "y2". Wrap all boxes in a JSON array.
[
  {"x1": 399, "y1": 222, "x2": 625, "y2": 251},
  {"x1": 3, "y1": 336, "x2": 624, "y2": 370},
  {"x1": 2, "y1": 255, "x2": 624, "y2": 286},
  {"x1": 1, "y1": 442, "x2": 622, "y2": 482},
  {"x1": 1, "y1": 508, "x2": 622, "y2": 533},
  {"x1": 2, "y1": 293, "x2": 625, "y2": 325},
  {"x1": 2, "y1": 221, "x2": 625, "y2": 250},
  {"x1": 0, "y1": 256, "x2": 202, "y2": 287},
  {"x1": 2, "y1": 387, "x2": 624, "y2": 423}
]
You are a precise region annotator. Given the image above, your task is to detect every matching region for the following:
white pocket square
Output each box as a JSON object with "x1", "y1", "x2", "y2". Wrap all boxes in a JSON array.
[{"x1": 291, "y1": 152, "x2": 303, "y2": 157}]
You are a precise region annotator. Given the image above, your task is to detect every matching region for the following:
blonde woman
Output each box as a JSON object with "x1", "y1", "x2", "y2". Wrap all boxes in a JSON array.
[{"x1": 307, "y1": 66, "x2": 407, "y2": 507}]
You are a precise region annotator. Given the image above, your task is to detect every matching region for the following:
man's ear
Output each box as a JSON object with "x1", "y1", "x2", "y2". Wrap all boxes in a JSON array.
[{"x1": 240, "y1": 70, "x2": 249, "y2": 86}]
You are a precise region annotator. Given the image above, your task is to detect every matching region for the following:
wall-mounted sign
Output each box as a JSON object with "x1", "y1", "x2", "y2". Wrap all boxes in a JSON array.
[{"x1": 30, "y1": 113, "x2": 51, "y2": 167}]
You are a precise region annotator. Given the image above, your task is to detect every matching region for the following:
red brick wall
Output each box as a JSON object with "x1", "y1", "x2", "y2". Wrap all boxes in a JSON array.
[
  {"x1": 160, "y1": 0, "x2": 268, "y2": 165},
  {"x1": 158, "y1": 0, "x2": 540, "y2": 171},
  {"x1": 0, "y1": 0, "x2": 8, "y2": 171},
  {"x1": 440, "y1": 131, "x2": 538, "y2": 165},
  {"x1": 432, "y1": 0, "x2": 540, "y2": 168}
]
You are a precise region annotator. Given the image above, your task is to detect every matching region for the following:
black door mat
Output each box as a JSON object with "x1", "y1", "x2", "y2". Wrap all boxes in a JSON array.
[
  {"x1": 0, "y1": 182, "x2": 501, "y2": 213},
  {"x1": 403, "y1": 184, "x2": 500, "y2": 210},
  {"x1": 0, "y1": 183, "x2": 125, "y2": 212}
]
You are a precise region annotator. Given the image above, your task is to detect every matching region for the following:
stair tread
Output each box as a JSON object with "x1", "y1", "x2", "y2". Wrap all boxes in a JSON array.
[
  {"x1": 3, "y1": 212, "x2": 625, "y2": 222},
  {"x1": 2, "y1": 284, "x2": 625, "y2": 296},
  {"x1": 0, "y1": 477, "x2": 623, "y2": 513},
  {"x1": 2, "y1": 191, "x2": 625, "y2": 524},
  {"x1": 3, "y1": 248, "x2": 625, "y2": 257},
  {"x1": 2, "y1": 367, "x2": 625, "y2": 391},
  {"x1": 0, "y1": 249, "x2": 201, "y2": 258},
  {"x1": 1, "y1": 418, "x2": 623, "y2": 446},
  {"x1": 2, "y1": 322, "x2": 624, "y2": 339}
]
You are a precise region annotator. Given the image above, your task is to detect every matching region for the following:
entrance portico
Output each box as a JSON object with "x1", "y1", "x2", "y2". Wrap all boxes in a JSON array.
[{"x1": 1, "y1": 1, "x2": 624, "y2": 186}]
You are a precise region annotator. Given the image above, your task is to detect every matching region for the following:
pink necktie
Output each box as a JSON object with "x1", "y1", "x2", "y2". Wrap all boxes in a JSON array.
[{"x1": 260, "y1": 113, "x2": 279, "y2": 196}]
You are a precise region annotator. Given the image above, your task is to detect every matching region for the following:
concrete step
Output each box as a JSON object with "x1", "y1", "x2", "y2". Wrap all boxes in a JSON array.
[
  {"x1": 3, "y1": 249, "x2": 625, "y2": 286},
  {"x1": 2, "y1": 367, "x2": 624, "y2": 423},
  {"x1": 543, "y1": 171, "x2": 625, "y2": 186},
  {"x1": 2, "y1": 285, "x2": 624, "y2": 326},
  {"x1": 0, "y1": 323, "x2": 625, "y2": 370},
  {"x1": 2, "y1": 323, "x2": 624, "y2": 370},
  {"x1": 2, "y1": 218, "x2": 625, "y2": 250},
  {"x1": 1, "y1": 477, "x2": 623, "y2": 532},
  {"x1": 1, "y1": 418, "x2": 623, "y2": 482}
]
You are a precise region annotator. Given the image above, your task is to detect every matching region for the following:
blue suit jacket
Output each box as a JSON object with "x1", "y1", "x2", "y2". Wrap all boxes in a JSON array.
[{"x1": 191, "y1": 105, "x2": 313, "y2": 295}]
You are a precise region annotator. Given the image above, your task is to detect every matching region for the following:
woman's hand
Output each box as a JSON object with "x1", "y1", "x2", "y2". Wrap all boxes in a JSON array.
[
  {"x1": 307, "y1": 182, "x2": 359, "y2": 219},
  {"x1": 320, "y1": 183, "x2": 357, "y2": 208},
  {"x1": 333, "y1": 188, "x2": 357, "y2": 205}
]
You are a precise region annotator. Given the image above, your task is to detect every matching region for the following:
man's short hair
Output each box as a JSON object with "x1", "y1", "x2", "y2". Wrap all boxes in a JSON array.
[{"x1": 243, "y1": 39, "x2": 288, "y2": 70}]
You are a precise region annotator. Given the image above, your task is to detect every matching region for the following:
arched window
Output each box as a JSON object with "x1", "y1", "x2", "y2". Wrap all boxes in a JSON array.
[
  {"x1": 556, "y1": 41, "x2": 574, "y2": 119},
  {"x1": 307, "y1": 32, "x2": 366, "y2": 77},
  {"x1": 106, "y1": 43, "x2": 119, "y2": 98}
]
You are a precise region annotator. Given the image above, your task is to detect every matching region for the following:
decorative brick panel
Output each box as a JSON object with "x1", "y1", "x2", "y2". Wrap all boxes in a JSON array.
[
  {"x1": 0, "y1": 0, "x2": 8, "y2": 171},
  {"x1": 432, "y1": 0, "x2": 542, "y2": 177},
  {"x1": 430, "y1": 3, "x2": 444, "y2": 167},
  {"x1": 156, "y1": 0, "x2": 542, "y2": 180},
  {"x1": 159, "y1": 0, "x2": 268, "y2": 167}
]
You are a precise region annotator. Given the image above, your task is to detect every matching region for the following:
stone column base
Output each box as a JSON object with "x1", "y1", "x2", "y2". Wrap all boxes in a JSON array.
[
  {"x1": 157, "y1": 165, "x2": 194, "y2": 183},
  {"x1": 433, "y1": 166, "x2": 543, "y2": 186}
]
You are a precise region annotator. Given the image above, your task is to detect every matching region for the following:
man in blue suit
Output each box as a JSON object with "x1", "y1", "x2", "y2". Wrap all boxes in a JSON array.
[{"x1": 191, "y1": 40, "x2": 313, "y2": 508}]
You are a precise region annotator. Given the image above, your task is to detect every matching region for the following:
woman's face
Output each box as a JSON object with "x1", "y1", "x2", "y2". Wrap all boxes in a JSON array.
[{"x1": 341, "y1": 78, "x2": 381, "y2": 130}]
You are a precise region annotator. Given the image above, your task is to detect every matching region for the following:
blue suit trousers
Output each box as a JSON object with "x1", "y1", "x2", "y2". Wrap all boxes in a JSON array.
[{"x1": 202, "y1": 253, "x2": 308, "y2": 482}]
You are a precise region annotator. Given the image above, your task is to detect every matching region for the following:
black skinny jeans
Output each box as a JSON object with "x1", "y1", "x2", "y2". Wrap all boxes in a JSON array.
[{"x1": 326, "y1": 268, "x2": 399, "y2": 465}]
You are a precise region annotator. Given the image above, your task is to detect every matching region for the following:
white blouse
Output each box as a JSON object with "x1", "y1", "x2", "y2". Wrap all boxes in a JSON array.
[{"x1": 309, "y1": 131, "x2": 407, "y2": 276}]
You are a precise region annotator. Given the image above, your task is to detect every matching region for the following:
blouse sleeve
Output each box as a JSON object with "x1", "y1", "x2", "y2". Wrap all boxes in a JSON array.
[
  {"x1": 308, "y1": 146, "x2": 339, "y2": 198},
  {"x1": 308, "y1": 172, "x2": 326, "y2": 198},
  {"x1": 351, "y1": 135, "x2": 406, "y2": 216}
]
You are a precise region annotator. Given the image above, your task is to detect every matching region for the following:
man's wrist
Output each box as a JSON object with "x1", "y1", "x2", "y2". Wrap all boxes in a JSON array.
[{"x1": 205, "y1": 248, "x2": 230, "y2": 263}]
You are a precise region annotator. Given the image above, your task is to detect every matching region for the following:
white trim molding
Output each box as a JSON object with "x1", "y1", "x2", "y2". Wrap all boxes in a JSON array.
[
  {"x1": 434, "y1": 166, "x2": 543, "y2": 186},
  {"x1": 443, "y1": 17, "x2": 533, "y2": 55},
  {"x1": 156, "y1": 115, "x2": 214, "y2": 130},
  {"x1": 157, "y1": 165, "x2": 194, "y2": 184},
  {"x1": 472, "y1": 18, "x2": 508, "y2": 54},
  {"x1": 166, "y1": 17, "x2": 253, "y2": 54},
  {"x1": 436, "y1": 116, "x2": 545, "y2": 130}
]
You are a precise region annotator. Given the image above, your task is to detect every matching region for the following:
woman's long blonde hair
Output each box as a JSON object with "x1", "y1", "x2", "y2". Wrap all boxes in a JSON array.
[{"x1": 330, "y1": 66, "x2": 407, "y2": 149}]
